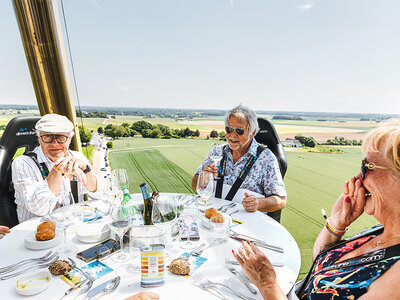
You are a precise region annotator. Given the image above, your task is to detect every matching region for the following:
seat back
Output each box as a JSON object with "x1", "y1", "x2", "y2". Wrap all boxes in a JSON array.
[
  {"x1": 254, "y1": 117, "x2": 287, "y2": 222},
  {"x1": 0, "y1": 116, "x2": 41, "y2": 227}
]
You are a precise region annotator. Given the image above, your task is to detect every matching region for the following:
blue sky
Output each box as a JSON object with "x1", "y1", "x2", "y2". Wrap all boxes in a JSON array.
[{"x1": 1, "y1": 0, "x2": 400, "y2": 114}]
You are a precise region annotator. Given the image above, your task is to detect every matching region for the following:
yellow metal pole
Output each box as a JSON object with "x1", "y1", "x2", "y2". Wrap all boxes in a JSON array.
[{"x1": 12, "y1": 0, "x2": 81, "y2": 152}]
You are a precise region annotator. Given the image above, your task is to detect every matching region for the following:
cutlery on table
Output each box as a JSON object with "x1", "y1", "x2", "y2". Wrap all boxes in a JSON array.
[
  {"x1": 226, "y1": 259, "x2": 284, "y2": 268},
  {"x1": 68, "y1": 258, "x2": 96, "y2": 282},
  {"x1": 181, "y1": 243, "x2": 206, "y2": 260},
  {"x1": 229, "y1": 230, "x2": 284, "y2": 253},
  {"x1": 218, "y1": 202, "x2": 236, "y2": 213},
  {"x1": 227, "y1": 209, "x2": 239, "y2": 216},
  {"x1": 0, "y1": 250, "x2": 53, "y2": 274},
  {"x1": 0, "y1": 255, "x2": 59, "y2": 280},
  {"x1": 60, "y1": 278, "x2": 93, "y2": 300},
  {"x1": 83, "y1": 276, "x2": 120, "y2": 300},
  {"x1": 225, "y1": 259, "x2": 257, "y2": 294},
  {"x1": 191, "y1": 239, "x2": 223, "y2": 256},
  {"x1": 192, "y1": 273, "x2": 255, "y2": 300}
]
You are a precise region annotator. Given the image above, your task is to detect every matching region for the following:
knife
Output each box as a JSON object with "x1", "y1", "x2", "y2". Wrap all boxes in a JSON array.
[
  {"x1": 229, "y1": 235, "x2": 284, "y2": 253},
  {"x1": 83, "y1": 276, "x2": 120, "y2": 300}
]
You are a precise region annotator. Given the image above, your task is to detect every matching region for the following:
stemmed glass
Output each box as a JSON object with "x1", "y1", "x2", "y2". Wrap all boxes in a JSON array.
[
  {"x1": 109, "y1": 204, "x2": 133, "y2": 263},
  {"x1": 113, "y1": 169, "x2": 129, "y2": 190},
  {"x1": 196, "y1": 171, "x2": 215, "y2": 208},
  {"x1": 210, "y1": 143, "x2": 223, "y2": 179},
  {"x1": 178, "y1": 206, "x2": 200, "y2": 250}
]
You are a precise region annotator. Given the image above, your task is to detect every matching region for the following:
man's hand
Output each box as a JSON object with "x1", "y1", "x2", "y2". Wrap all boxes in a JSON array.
[
  {"x1": 242, "y1": 192, "x2": 259, "y2": 212},
  {"x1": 202, "y1": 163, "x2": 218, "y2": 177},
  {"x1": 54, "y1": 156, "x2": 88, "y2": 184}
]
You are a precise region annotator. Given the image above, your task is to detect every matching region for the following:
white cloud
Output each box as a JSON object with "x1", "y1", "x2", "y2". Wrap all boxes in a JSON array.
[
  {"x1": 297, "y1": 3, "x2": 314, "y2": 13},
  {"x1": 118, "y1": 86, "x2": 129, "y2": 92}
]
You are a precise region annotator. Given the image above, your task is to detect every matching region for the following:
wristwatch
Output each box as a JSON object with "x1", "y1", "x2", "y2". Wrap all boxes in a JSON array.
[{"x1": 83, "y1": 164, "x2": 91, "y2": 174}]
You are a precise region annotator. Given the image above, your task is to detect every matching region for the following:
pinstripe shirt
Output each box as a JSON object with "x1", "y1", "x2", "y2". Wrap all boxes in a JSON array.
[{"x1": 11, "y1": 146, "x2": 104, "y2": 223}]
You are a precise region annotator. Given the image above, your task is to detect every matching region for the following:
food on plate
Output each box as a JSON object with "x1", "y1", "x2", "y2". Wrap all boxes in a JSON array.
[
  {"x1": 210, "y1": 214, "x2": 225, "y2": 223},
  {"x1": 205, "y1": 207, "x2": 220, "y2": 219},
  {"x1": 169, "y1": 258, "x2": 191, "y2": 275},
  {"x1": 37, "y1": 221, "x2": 56, "y2": 232},
  {"x1": 48, "y1": 260, "x2": 72, "y2": 275},
  {"x1": 35, "y1": 228, "x2": 56, "y2": 241},
  {"x1": 35, "y1": 221, "x2": 56, "y2": 241}
]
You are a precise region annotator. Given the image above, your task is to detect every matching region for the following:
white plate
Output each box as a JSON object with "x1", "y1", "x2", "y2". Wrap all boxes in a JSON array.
[
  {"x1": 24, "y1": 230, "x2": 62, "y2": 250},
  {"x1": 76, "y1": 223, "x2": 111, "y2": 243},
  {"x1": 15, "y1": 269, "x2": 52, "y2": 296}
]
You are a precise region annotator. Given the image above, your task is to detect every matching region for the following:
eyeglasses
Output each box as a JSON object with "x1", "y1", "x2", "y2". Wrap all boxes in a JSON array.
[
  {"x1": 40, "y1": 134, "x2": 69, "y2": 144},
  {"x1": 225, "y1": 126, "x2": 248, "y2": 136},
  {"x1": 361, "y1": 159, "x2": 391, "y2": 180}
]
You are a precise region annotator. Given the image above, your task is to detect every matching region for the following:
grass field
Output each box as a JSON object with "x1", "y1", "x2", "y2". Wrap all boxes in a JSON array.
[{"x1": 109, "y1": 138, "x2": 377, "y2": 279}]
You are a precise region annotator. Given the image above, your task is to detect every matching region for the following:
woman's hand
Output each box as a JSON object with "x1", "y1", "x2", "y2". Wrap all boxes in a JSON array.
[
  {"x1": 242, "y1": 192, "x2": 259, "y2": 212},
  {"x1": 233, "y1": 241, "x2": 283, "y2": 298},
  {"x1": 202, "y1": 163, "x2": 218, "y2": 177},
  {"x1": 124, "y1": 292, "x2": 159, "y2": 300},
  {"x1": 330, "y1": 175, "x2": 366, "y2": 230},
  {"x1": 0, "y1": 226, "x2": 10, "y2": 238}
]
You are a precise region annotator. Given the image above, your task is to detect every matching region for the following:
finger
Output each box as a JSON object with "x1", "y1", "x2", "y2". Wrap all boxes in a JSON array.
[
  {"x1": 344, "y1": 180, "x2": 350, "y2": 194},
  {"x1": 233, "y1": 249, "x2": 245, "y2": 265},
  {"x1": 74, "y1": 168, "x2": 87, "y2": 184},
  {"x1": 349, "y1": 176, "x2": 356, "y2": 196},
  {"x1": 249, "y1": 243, "x2": 267, "y2": 259},
  {"x1": 353, "y1": 179, "x2": 366, "y2": 214}
]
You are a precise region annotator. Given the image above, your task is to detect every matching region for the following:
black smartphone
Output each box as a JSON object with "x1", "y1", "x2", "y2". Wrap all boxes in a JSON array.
[
  {"x1": 76, "y1": 239, "x2": 120, "y2": 262},
  {"x1": 180, "y1": 221, "x2": 200, "y2": 241}
]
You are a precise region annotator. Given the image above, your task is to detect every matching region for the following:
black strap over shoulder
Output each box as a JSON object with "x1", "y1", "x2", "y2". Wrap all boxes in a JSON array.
[
  {"x1": 215, "y1": 145, "x2": 265, "y2": 200},
  {"x1": 24, "y1": 152, "x2": 49, "y2": 180}
]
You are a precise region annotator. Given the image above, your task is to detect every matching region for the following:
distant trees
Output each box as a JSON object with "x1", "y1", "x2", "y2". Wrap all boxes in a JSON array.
[
  {"x1": 76, "y1": 110, "x2": 107, "y2": 118},
  {"x1": 210, "y1": 130, "x2": 218, "y2": 138},
  {"x1": 295, "y1": 134, "x2": 317, "y2": 147},
  {"x1": 79, "y1": 125, "x2": 91, "y2": 143},
  {"x1": 106, "y1": 141, "x2": 113, "y2": 148},
  {"x1": 325, "y1": 136, "x2": 362, "y2": 146},
  {"x1": 97, "y1": 127, "x2": 104, "y2": 134}
]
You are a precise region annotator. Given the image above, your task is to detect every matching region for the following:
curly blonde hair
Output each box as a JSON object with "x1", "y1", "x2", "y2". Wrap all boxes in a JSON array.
[{"x1": 363, "y1": 119, "x2": 400, "y2": 176}]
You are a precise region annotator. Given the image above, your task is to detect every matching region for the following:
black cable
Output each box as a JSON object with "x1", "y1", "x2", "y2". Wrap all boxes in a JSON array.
[{"x1": 60, "y1": 0, "x2": 88, "y2": 158}]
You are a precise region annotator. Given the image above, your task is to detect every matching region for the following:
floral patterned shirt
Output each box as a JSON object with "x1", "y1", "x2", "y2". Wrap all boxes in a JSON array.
[{"x1": 196, "y1": 138, "x2": 286, "y2": 197}]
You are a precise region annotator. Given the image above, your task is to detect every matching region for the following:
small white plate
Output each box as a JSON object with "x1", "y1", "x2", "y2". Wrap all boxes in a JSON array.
[
  {"x1": 76, "y1": 223, "x2": 111, "y2": 243},
  {"x1": 24, "y1": 230, "x2": 62, "y2": 250},
  {"x1": 15, "y1": 269, "x2": 52, "y2": 296}
]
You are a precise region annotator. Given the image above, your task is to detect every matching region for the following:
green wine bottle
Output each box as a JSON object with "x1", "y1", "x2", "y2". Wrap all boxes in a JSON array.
[{"x1": 140, "y1": 183, "x2": 153, "y2": 225}]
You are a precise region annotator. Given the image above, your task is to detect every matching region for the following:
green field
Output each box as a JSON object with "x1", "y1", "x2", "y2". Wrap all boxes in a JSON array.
[{"x1": 109, "y1": 138, "x2": 377, "y2": 279}]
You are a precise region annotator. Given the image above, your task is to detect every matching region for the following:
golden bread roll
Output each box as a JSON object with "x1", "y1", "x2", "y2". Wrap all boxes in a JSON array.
[
  {"x1": 205, "y1": 207, "x2": 219, "y2": 219},
  {"x1": 210, "y1": 214, "x2": 225, "y2": 223},
  {"x1": 37, "y1": 221, "x2": 56, "y2": 232},
  {"x1": 35, "y1": 228, "x2": 55, "y2": 241}
]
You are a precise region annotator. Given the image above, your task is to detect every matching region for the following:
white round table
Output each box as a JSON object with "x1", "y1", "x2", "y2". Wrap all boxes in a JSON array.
[{"x1": 0, "y1": 194, "x2": 300, "y2": 299}]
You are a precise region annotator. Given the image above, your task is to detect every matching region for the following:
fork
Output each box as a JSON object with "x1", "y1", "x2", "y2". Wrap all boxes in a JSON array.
[
  {"x1": 60, "y1": 278, "x2": 94, "y2": 300},
  {"x1": 192, "y1": 273, "x2": 228, "y2": 300},
  {"x1": 0, "y1": 250, "x2": 52, "y2": 273},
  {"x1": 191, "y1": 239, "x2": 222, "y2": 256},
  {"x1": 225, "y1": 259, "x2": 257, "y2": 294},
  {"x1": 219, "y1": 203, "x2": 236, "y2": 213},
  {"x1": 193, "y1": 273, "x2": 255, "y2": 300},
  {"x1": 0, "y1": 251, "x2": 58, "y2": 275},
  {"x1": 0, "y1": 255, "x2": 59, "y2": 280},
  {"x1": 68, "y1": 258, "x2": 96, "y2": 281}
]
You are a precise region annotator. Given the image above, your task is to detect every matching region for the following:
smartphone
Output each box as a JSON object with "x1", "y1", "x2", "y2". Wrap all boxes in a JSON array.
[
  {"x1": 76, "y1": 239, "x2": 120, "y2": 262},
  {"x1": 180, "y1": 221, "x2": 200, "y2": 241}
]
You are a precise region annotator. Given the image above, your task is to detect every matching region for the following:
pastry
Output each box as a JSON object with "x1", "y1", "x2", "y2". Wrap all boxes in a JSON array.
[
  {"x1": 35, "y1": 228, "x2": 55, "y2": 241},
  {"x1": 37, "y1": 221, "x2": 56, "y2": 232},
  {"x1": 169, "y1": 258, "x2": 191, "y2": 275},
  {"x1": 210, "y1": 214, "x2": 225, "y2": 223},
  {"x1": 49, "y1": 260, "x2": 72, "y2": 275},
  {"x1": 205, "y1": 207, "x2": 219, "y2": 219}
]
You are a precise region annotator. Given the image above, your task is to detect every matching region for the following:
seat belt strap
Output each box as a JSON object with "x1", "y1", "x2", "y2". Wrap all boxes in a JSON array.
[{"x1": 215, "y1": 146, "x2": 227, "y2": 199}]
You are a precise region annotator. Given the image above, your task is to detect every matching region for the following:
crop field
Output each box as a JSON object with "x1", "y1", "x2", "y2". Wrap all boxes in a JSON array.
[{"x1": 109, "y1": 138, "x2": 377, "y2": 279}]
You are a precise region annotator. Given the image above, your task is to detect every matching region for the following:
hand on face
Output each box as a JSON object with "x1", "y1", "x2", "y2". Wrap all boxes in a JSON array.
[
  {"x1": 242, "y1": 192, "x2": 258, "y2": 212},
  {"x1": 54, "y1": 156, "x2": 88, "y2": 184},
  {"x1": 330, "y1": 175, "x2": 366, "y2": 230},
  {"x1": 233, "y1": 241, "x2": 277, "y2": 291}
]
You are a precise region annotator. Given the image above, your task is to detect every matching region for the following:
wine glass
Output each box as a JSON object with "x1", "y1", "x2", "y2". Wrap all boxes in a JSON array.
[
  {"x1": 210, "y1": 143, "x2": 223, "y2": 179},
  {"x1": 178, "y1": 206, "x2": 200, "y2": 250},
  {"x1": 113, "y1": 169, "x2": 129, "y2": 189},
  {"x1": 109, "y1": 204, "x2": 133, "y2": 263},
  {"x1": 196, "y1": 171, "x2": 215, "y2": 208}
]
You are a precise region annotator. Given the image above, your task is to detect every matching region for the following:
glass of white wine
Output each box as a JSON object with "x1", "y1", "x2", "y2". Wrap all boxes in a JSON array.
[
  {"x1": 196, "y1": 171, "x2": 215, "y2": 208},
  {"x1": 109, "y1": 204, "x2": 132, "y2": 263},
  {"x1": 210, "y1": 143, "x2": 223, "y2": 179}
]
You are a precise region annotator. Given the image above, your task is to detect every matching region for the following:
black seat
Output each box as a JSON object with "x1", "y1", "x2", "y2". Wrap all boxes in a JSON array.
[
  {"x1": 0, "y1": 116, "x2": 41, "y2": 227},
  {"x1": 254, "y1": 117, "x2": 287, "y2": 222}
]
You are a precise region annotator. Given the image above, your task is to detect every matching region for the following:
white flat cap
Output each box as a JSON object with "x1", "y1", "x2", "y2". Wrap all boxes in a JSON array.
[{"x1": 35, "y1": 113, "x2": 74, "y2": 133}]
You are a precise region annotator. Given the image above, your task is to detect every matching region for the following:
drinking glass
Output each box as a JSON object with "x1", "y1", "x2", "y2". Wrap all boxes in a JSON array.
[
  {"x1": 178, "y1": 206, "x2": 200, "y2": 250},
  {"x1": 113, "y1": 169, "x2": 129, "y2": 190},
  {"x1": 40, "y1": 196, "x2": 58, "y2": 222},
  {"x1": 210, "y1": 143, "x2": 223, "y2": 179},
  {"x1": 56, "y1": 193, "x2": 78, "y2": 258},
  {"x1": 196, "y1": 171, "x2": 215, "y2": 208},
  {"x1": 109, "y1": 204, "x2": 133, "y2": 263}
]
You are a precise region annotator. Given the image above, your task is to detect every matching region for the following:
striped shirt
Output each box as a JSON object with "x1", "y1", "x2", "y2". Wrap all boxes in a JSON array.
[{"x1": 11, "y1": 146, "x2": 104, "y2": 223}]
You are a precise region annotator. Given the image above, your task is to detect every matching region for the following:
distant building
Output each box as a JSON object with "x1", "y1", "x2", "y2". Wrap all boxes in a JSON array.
[{"x1": 282, "y1": 138, "x2": 302, "y2": 148}]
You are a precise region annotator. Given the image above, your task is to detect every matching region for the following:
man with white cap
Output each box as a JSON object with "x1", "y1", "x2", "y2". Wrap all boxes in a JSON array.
[{"x1": 11, "y1": 113, "x2": 103, "y2": 223}]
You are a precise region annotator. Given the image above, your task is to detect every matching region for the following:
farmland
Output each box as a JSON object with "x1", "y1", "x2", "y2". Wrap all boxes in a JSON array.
[{"x1": 109, "y1": 138, "x2": 377, "y2": 278}]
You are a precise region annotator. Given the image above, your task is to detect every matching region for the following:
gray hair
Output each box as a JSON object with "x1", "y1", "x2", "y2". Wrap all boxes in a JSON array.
[{"x1": 224, "y1": 104, "x2": 259, "y2": 135}]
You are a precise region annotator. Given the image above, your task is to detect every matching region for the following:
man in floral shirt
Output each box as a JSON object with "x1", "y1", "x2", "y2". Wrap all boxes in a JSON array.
[{"x1": 192, "y1": 105, "x2": 287, "y2": 216}]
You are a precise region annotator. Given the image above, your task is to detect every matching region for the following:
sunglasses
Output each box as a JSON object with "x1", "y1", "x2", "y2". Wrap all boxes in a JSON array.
[
  {"x1": 40, "y1": 134, "x2": 69, "y2": 144},
  {"x1": 361, "y1": 159, "x2": 391, "y2": 180},
  {"x1": 225, "y1": 126, "x2": 248, "y2": 136}
]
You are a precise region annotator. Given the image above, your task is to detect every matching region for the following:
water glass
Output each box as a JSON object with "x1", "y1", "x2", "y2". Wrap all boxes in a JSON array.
[{"x1": 210, "y1": 214, "x2": 231, "y2": 243}]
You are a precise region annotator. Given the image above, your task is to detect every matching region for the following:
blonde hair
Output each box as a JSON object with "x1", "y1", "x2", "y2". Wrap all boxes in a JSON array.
[{"x1": 363, "y1": 118, "x2": 400, "y2": 176}]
